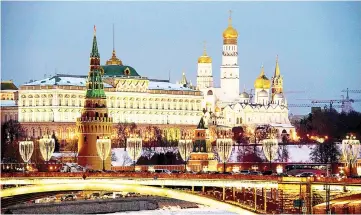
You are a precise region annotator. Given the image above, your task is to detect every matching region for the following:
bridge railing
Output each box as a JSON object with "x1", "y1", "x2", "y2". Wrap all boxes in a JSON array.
[{"x1": 0, "y1": 172, "x2": 279, "y2": 181}]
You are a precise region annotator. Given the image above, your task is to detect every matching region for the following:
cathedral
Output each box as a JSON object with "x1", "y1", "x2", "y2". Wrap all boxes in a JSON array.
[
  {"x1": 195, "y1": 12, "x2": 295, "y2": 138},
  {"x1": 1, "y1": 11, "x2": 295, "y2": 143}
]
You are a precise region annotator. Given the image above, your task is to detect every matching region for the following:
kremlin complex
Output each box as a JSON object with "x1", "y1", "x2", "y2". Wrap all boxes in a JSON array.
[{"x1": 1, "y1": 12, "x2": 296, "y2": 167}]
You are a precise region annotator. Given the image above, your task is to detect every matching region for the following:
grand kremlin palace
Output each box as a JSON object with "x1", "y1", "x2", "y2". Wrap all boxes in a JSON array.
[{"x1": 1, "y1": 13, "x2": 295, "y2": 144}]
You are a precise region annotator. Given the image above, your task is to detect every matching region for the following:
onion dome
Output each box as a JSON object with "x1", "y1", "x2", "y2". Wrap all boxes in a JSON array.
[
  {"x1": 254, "y1": 65, "x2": 271, "y2": 89},
  {"x1": 240, "y1": 91, "x2": 250, "y2": 98},
  {"x1": 258, "y1": 89, "x2": 268, "y2": 97},
  {"x1": 223, "y1": 10, "x2": 238, "y2": 44},
  {"x1": 198, "y1": 41, "x2": 212, "y2": 63}
]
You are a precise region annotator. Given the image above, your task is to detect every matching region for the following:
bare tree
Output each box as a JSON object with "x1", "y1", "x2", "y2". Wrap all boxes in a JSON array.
[
  {"x1": 63, "y1": 138, "x2": 78, "y2": 163},
  {"x1": 116, "y1": 122, "x2": 137, "y2": 148},
  {"x1": 1, "y1": 120, "x2": 25, "y2": 162}
]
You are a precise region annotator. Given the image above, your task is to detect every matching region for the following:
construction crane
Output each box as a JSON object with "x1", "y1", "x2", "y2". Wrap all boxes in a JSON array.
[
  {"x1": 290, "y1": 95, "x2": 361, "y2": 113},
  {"x1": 288, "y1": 103, "x2": 343, "y2": 109},
  {"x1": 341, "y1": 88, "x2": 361, "y2": 94}
]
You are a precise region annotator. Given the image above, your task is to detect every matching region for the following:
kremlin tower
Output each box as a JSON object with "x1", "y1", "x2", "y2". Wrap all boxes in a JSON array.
[
  {"x1": 77, "y1": 26, "x2": 113, "y2": 170},
  {"x1": 271, "y1": 56, "x2": 284, "y2": 101},
  {"x1": 220, "y1": 10, "x2": 240, "y2": 100}
]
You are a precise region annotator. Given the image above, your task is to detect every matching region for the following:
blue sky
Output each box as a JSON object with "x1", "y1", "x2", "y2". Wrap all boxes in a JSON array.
[{"x1": 2, "y1": 2, "x2": 361, "y2": 114}]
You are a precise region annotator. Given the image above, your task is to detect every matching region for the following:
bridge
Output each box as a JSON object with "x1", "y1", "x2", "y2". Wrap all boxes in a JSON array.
[{"x1": 1, "y1": 172, "x2": 361, "y2": 214}]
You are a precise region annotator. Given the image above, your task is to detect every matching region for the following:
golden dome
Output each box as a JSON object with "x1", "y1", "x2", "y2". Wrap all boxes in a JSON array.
[
  {"x1": 223, "y1": 27, "x2": 238, "y2": 39},
  {"x1": 198, "y1": 55, "x2": 212, "y2": 63},
  {"x1": 254, "y1": 65, "x2": 271, "y2": 89},
  {"x1": 198, "y1": 41, "x2": 212, "y2": 63},
  {"x1": 215, "y1": 106, "x2": 221, "y2": 112},
  {"x1": 223, "y1": 10, "x2": 238, "y2": 44}
]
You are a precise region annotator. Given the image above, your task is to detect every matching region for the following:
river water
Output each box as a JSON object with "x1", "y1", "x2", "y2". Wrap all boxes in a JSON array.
[{"x1": 108, "y1": 207, "x2": 238, "y2": 215}]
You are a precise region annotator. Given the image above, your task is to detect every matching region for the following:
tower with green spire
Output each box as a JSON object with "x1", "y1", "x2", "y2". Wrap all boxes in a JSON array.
[
  {"x1": 271, "y1": 55, "x2": 284, "y2": 101},
  {"x1": 77, "y1": 26, "x2": 113, "y2": 170}
]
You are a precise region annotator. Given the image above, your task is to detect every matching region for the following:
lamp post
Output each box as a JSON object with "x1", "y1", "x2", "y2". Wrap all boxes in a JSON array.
[
  {"x1": 39, "y1": 135, "x2": 55, "y2": 164},
  {"x1": 96, "y1": 136, "x2": 111, "y2": 171},
  {"x1": 19, "y1": 139, "x2": 34, "y2": 172},
  {"x1": 178, "y1": 133, "x2": 193, "y2": 172},
  {"x1": 262, "y1": 138, "x2": 278, "y2": 170},
  {"x1": 342, "y1": 134, "x2": 360, "y2": 177},
  {"x1": 216, "y1": 131, "x2": 233, "y2": 173},
  {"x1": 127, "y1": 135, "x2": 142, "y2": 172}
]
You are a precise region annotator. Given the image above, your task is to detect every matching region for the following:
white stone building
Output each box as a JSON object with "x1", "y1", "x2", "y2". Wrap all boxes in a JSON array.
[{"x1": 195, "y1": 12, "x2": 295, "y2": 137}]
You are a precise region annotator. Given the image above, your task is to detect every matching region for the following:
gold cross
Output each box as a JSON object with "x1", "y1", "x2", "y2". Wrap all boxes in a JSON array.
[{"x1": 228, "y1": 10, "x2": 233, "y2": 26}]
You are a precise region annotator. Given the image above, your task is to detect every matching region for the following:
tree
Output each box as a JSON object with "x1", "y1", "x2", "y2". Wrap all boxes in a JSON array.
[
  {"x1": 309, "y1": 141, "x2": 340, "y2": 164},
  {"x1": 277, "y1": 145, "x2": 289, "y2": 162},
  {"x1": 1, "y1": 120, "x2": 25, "y2": 162},
  {"x1": 232, "y1": 126, "x2": 246, "y2": 144},
  {"x1": 52, "y1": 132, "x2": 60, "y2": 152},
  {"x1": 63, "y1": 137, "x2": 78, "y2": 162},
  {"x1": 297, "y1": 109, "x2": 361, "y2": 142},
  {"x1": 116, "y1": 122, "x2": 137, "y2": 148}
]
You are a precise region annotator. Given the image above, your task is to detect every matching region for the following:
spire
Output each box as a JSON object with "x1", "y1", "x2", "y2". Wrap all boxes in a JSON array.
[
  {"x1": 91, "y1": 25, "x2": 100, "y2": 58},
  {"x1": 260, "y1": 64, "x2": 265, "y2": 76},
  {"x1": 274, "y1": 55, "x2": 280, "y2": 76},
  {"x1": 86, "y1": 26, "x2": 106, "y2": 99},
  {"x1": 106, "y1": 24, "x2": 123, "y2": 66},
  {"x1": 203, "y1": 41, "x2": 207, "y2": 56},
  {"x1": 228, "y1": 10, "x2": 233, "y2": 27},
  {"x1": 180, "y1": 71, "x2": 188, "y2": 85},
  {"x1": 112, "y1": 23, "x2": 115, "y2": 52}
]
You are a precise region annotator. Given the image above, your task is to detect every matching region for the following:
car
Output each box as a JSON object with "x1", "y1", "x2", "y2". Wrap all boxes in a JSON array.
[
  {"x1": 276, "y1": 173, "x2": 290, "y2": 177},
  {"x1": 249, "y1": 171, "x2": 262, "y2": 175},
  {"x1": 61, "y1": 194, "x2": 76, "y2": 201},
  {"x1": 262, "y1": 170, "x2": 273, "y2": 175},
  {"x1": 154, "y1": 169, "x2": 171, "y2": 174},
  {"x1": 114, "y1": 193, "x2": 123, "y2": 198},
  {"x1": 171, "y1": 170, "x2": 182, "y2": 173},
  {"x1": 90, "y1": 193, "x2": 100, "y2": 199},
  {"x1": 102, "y1": 192, "x2": 113, "y2": 199},
  {"x1": 296, "y1": 172, "x2": 315, "y2": 177},
  {"x1": 239, "y1": 170, "x2": 250, "y2": 175}
]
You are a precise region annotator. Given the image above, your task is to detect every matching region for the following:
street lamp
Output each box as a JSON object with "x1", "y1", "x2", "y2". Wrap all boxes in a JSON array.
[
  {"x1": 127, "y1": 136, "x2": 142, "y2": 172},
  {"x1": 39, "y1": 135, "x2": 55, "y2": 162},
  {"x1": 262, "y1": 138, "x2": 278, "y2": 170},
  {"x1": 342, "y1": 134, "x2": 360, "y2": 177},
  {"x1": 216, "y1": 133, "x2": 233, "y2": 173},
  {"x1": 19, "y1": 139, "x2": 34, "y2": 172},
  {"x1": 178, "y1": 138, "x2": 193, "y2": 172},
  {"x1": 96, "y1": 137, "x2": 111, "y2": 171}
]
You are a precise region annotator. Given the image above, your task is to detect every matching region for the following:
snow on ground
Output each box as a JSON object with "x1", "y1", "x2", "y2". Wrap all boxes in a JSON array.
[
  {"x1": 113, "y1": 144, "x2": 315, "y2": 166},
  {"x1": 112, "y1": 147, "x2": 180, "y2": 166}
]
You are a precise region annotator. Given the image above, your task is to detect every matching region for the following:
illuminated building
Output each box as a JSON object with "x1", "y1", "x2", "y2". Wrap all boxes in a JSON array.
[
  {"x1": 188, "y1": 112, "x2": 218, "y2": 172},
  {"x1": 76, "y1": 27, "x2": 113, "y2": 170},
  {"x1": 5, "y1": 11, "x2": 296, "y2": 144},
  {"x1": 0, "y1": 80, "x2": 18, "y2": 123},
  {"x1": 196, "y1": 11, "x2": 295, "y2": 138}
]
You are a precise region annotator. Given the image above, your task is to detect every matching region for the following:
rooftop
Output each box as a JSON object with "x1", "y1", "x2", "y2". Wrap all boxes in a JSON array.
[
  {"x1": 23, "y1": 74, "x2": 196, "y2": 91},
  {"x1": 1, "y1": 81, "x2": 18, "y2": 91}
]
